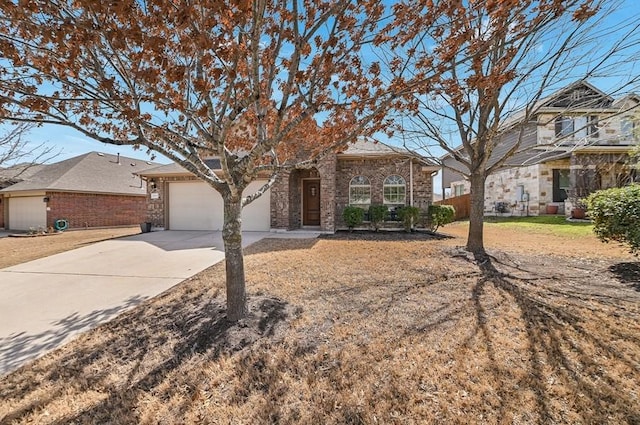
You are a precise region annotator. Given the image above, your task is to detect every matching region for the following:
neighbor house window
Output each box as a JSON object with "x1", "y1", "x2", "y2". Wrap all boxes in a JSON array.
[
  {"x1": 555, "y1": 116, "x2": 598, "y2": 139},
  {"x1": 621, "y1": 118, "x2": 637, "y2": 139},
  {"x1": 454, "y1": 184, "x2": 465, "y2": 197},
  {"x1": 349, "y1": 176, "x2": 371, "y2": 205},
  {"x1": 383, "y1": 175, "x2": 406, "y2": 204}
]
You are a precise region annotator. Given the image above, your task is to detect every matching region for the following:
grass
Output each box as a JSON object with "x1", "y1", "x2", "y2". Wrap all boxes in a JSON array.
[
  {"x1": 482, "y1": 215, "x2": 594, "y2": 238},
  {"x1": 1, "y1": 223, "x2": 639, "y2": 424},
  {"x1": 0, "y1": 227, "x2": 141, "y2": 269}
]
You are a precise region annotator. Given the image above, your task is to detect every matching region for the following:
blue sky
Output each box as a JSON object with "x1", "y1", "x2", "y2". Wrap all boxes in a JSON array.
[{"x1": 3, "y1": 0, "x2": 639, "y2": 195}]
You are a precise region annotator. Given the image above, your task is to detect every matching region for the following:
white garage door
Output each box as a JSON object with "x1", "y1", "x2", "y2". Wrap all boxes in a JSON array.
[
  {"x1": 9, "y1": 196, "x2": 47, "y2": 231},
  {"x1": 168, "y1": 181, "x2": 270, "y2": 231}
]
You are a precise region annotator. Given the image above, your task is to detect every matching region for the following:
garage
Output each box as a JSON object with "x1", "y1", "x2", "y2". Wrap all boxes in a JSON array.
[
  {"x1": 8, "y1": 196, "x2": 47, "y2": 231},
  {"x1": 168, "y1": 180, "x2": 271, "y2": 231}
]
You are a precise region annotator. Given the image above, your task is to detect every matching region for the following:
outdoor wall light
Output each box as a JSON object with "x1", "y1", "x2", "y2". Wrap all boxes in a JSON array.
[{"x1": 43, "y1": 197, "x2": 50, "y2": 202}]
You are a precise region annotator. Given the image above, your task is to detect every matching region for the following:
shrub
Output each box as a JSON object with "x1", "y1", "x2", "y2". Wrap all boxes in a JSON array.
[
  {"x1": 585, "y1": 184, "x2": 640, "y2": 254},
  {"x1": 368, "y1": 204, "x2": 389, "y2": 232},
  {"x1": 397, "y1": 206, "x2": 421, "y2": 232},
  {"x1": 342, "y1": 206, "x2": 365, "y2": 231},
  {"x1": 427, "y1": 204, "x2": 455, "y2": 233}
]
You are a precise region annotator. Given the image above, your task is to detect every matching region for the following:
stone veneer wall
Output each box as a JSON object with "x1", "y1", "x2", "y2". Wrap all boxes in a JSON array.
[
  {"x1": 481, "y1": 160, "x2": 570, "y2": 216},
  {"x1": 569, "y1": 152, "x2": 633, "y2": 198},
  {"x1": 334, "y1": 156, "x2": 433, "y2": 228},
  {"x1": 482, "y1": 164, "x2": 540, "y2": 215}
]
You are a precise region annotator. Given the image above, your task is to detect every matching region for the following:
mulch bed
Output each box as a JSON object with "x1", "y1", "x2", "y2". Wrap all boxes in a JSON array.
[{"x1": 320, "y1": 229, "x2": 452, "y2": 241}]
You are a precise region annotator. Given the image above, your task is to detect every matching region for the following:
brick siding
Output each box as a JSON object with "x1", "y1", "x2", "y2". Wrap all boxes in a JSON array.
[
  {"x1": 334, "y1": 156, "x2": 433, "y2": 228},
  {"x1": 46, "y1": 191, "x2": 146, "y2": 229},
  {"x1": 152, "y1": 155, "x2": 434, "y2": 233}
]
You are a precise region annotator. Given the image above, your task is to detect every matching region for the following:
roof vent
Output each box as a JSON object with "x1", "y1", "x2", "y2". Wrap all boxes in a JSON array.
[
  {"x1": 97, "y1": 152, "x2": 104, "y2": 156},
  {"x1": 130, "y1": 162, "x2": 136, "y2": 166}
]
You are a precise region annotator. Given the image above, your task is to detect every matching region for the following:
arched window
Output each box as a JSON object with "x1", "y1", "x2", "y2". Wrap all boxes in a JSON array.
[
  {"x1": 383, "y1": 175, "x2": 406, "y2": 205},
  {"x1": 349, "y1": 176, "x2": 371, "y2": 205}
]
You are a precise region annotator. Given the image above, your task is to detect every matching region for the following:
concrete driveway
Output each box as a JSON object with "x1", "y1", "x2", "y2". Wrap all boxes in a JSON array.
[{"x1": 0, "y1": 230, "x2": 274, "y2": 376}]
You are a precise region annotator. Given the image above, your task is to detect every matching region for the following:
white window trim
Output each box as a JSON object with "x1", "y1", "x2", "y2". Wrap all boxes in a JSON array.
[
  {"x1": 349, "y1": 176, "x2": 371, "y2": 205},
  {"x1": 383, "y1": 175, "x2": 406, "y2": 205}
]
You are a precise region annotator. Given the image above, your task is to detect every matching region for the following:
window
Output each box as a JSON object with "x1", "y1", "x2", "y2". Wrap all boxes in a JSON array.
[
  {"x1": 454, "y1": 184, "x2": 465, "y2": 196},
  {"x1": 621, "y1": 118, "x2": 637, "y2": 139},
  {"x1": 555, "y1": 116, "x2": 574, "y2": 137},
  {"x1": 555, "y1": 115, "x2": 598, "y2": 138},
  {"x1": 349, "y1": 176, "x2": 371, "y2": 205},
  {"x1": 383, "y1": 175, "x2": 406, "y2": 204},
  {"x1": 552, "y1": 169, "x2": 570, "y2": 202}
]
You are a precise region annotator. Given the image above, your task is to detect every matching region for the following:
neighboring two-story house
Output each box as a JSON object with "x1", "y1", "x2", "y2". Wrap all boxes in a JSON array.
[{"x1": 441, "y1": 81, "x2": 639, "y2": 216}]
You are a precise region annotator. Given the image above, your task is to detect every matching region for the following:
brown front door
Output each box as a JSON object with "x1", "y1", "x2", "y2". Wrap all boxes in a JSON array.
[{"x1": 303, "y1": 180, "x2": 321, "y2": 226}]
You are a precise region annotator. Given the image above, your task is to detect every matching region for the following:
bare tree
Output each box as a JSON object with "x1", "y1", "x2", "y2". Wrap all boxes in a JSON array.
[
  {"x1": 389, "y1": 0, "x2": 640, "y2": 254},
  {"x1": 0, "y1": 1, "x2": 437, "y2": 320},
  {"x1": 0, "y1": 123, "x2": 56, "y2": 186}
]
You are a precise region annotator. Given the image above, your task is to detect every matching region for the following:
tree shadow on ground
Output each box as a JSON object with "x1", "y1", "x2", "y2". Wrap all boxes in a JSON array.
[
  {"x1": 244, "y1": 237, "x2": 319, "y2": 255},
  {"x1": 0, "y1": 279, "x2": 294, "y2": 424},
  {"x1": 470, "y1": 250, "x2": 640, "y2": 424},
  {"x1": 0, "y1": 295, "x2": 148, "y2": 376},
  {"x1": 609, "y1": 262, "x2": 640, "y2": 291}
]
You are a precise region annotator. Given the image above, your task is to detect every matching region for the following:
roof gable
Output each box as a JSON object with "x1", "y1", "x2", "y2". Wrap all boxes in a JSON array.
[{"x1": 541, "y1": 81, "x2": 613, "y2": 109}]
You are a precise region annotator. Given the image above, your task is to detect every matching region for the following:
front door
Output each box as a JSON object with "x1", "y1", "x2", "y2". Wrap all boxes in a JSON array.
[{"x1": 303, "y1": 180, "x2": 321, "y2": 226}]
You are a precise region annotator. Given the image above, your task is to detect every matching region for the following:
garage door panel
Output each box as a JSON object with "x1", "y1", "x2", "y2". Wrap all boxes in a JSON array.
[
  {"x1": 169, "y1": 182, "x2": 223, "y2": 230},
  {"x1": 9, "y1": 197, "x2": 47, "y2": 231},
  {"x1": 168, "y1": 181, "x2": 270, "y2": 231},
  {"x1": 242, "y1": 181, "x2": 271, "y2": 231}
]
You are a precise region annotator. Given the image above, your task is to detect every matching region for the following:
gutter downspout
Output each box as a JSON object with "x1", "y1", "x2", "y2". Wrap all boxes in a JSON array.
[{"x1": 409, "y1": 158, "x2": 414, "y2": 206}]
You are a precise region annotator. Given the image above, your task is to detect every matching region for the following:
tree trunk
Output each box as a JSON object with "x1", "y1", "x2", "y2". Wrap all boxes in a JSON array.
[
  {"x1": 222, "y1": 195, "x2": 247, "y2": 321},
  {"x1": 466, "y1": 171, "x2": 487, "y2": 254}
]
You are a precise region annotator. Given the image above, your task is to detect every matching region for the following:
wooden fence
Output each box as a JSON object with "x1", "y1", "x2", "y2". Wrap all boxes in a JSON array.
[{"x1": 435, "y1": 193, "x2": 471, "y2": 221}]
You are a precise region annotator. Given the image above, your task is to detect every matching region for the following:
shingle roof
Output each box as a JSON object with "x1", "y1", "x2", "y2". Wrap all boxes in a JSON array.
[
  {"x1": 0, "y1": 152, "x2": 159, "y2": 195},
  {"x1": 139, "y1": 141, "x2": 436, "y2": 176},
  {"x1": 339, "y1": 139, "x2": 409, "y2": 156},
  {"x1": 138, "y1": 158, "x2": 221, "y2": 176},
  {"x1": 339, "y1": 139, "x2": 437, "y2": 167},
  {"x1": 0, "y1": 163, "x2": 48, "y2": 189}
]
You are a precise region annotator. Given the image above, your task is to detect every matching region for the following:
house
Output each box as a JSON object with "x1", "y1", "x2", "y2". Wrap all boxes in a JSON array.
[
  {"x1": 441, "y1": 81, "x2": 640, "y2": 216},
  {"x1": 0, "y1": 152, "x2": 158, "y2": 231},
  {"x1": 139, "y1": 139, "x2": 438, "y2": 232}
]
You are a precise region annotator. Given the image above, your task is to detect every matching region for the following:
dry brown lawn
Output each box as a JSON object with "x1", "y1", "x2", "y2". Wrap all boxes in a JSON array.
[
  {"x1": 1, "y1": 222, "x2": 639, "y2": 424},
  {"x1": 0, "y1": 227, "x2": 141, "y2": 269}
]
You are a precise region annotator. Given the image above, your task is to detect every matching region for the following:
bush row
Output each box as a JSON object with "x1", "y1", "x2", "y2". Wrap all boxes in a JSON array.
[{"x1": 342, "y1": 204, "x2": 455, "y2": 233}]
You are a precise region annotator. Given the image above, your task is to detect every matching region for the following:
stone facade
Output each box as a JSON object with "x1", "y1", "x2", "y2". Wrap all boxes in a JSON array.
[
  {"x1": 570, "y1": 152, "x2": 635, "y2": 198},
  {"x1": 450, "y1": 159, "x2": 574, "y2": 216},
  {"x1": 445, "y1": 86, "x2": 638, "y2": 217}
]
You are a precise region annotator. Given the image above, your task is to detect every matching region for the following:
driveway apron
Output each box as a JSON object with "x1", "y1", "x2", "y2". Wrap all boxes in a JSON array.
[{"x1": 0, "y1": 230, "x2": 269, "y2": 376}]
